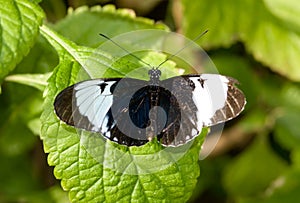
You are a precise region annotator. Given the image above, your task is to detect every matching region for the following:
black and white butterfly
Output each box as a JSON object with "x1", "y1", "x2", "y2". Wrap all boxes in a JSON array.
[{"x1": 54, "y1": 67, "x2": 246, "y2": 147}]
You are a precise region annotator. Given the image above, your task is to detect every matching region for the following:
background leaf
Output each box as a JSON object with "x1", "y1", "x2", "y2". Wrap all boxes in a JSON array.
[
  {"x1": 52, "y1": 5, "x2": 168, "y2": 47},
  {"x1": 5, "y1": 73, "x2": 51, "y2": 91},
  {"x1": 222, "y1": 135, "x2": 288, "y2": 196},
  {"x1": 181, "y1": 0, "x2": 300, "y2": 81},
  {"x1": 0, "y1": 0, "x2": 44, "y2": 81}
]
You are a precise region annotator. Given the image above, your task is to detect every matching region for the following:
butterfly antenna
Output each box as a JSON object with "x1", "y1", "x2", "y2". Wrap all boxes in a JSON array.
[
  {"x1": 156, "y1": 29, "x2": 209, "y2": 69},
  {"x1": 99, "y1": 33, "x2": 153, "y2": 68}
]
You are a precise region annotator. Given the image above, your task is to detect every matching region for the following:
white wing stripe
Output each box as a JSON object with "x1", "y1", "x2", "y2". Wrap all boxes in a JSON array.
[
  {"x1": 76, "y1": 86, "x2": 99, "y2": 106},
  {"x1": 75, "y1": 86, "x2": 98, "y2": 98},
  {"x1": 74, "y1": 81, "x2": 116, "y2": 131},
  {"x1": 76, "y1": 87, "x2": 100, "y2": 115},
  {"x1": 89, "y1": 95, "x2": 106, "y2": 129},
  {"x1": 190, "y1": 74, "x2": 229, "y2": 126},
  {"x1": 95, "y1": 95, "x2": 113, "y2": 130},
  {"x1": 75, "y1": 80, "x2": 104, "y2": 90}
]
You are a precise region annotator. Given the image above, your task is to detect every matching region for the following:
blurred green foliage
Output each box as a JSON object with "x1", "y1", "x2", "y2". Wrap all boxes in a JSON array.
[{"x1": 0, "y1": 0, "x2": 300, "y2": 202}]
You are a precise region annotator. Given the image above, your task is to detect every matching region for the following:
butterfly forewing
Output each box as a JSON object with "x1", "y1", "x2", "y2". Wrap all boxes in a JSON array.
[{"x1": 54, "y1": 79, "x2": 115, "y2": 132}]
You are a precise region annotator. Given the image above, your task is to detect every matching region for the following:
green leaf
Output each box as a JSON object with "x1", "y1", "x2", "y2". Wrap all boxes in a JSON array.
[
  {"x1": 279, "y1": 83, "x2": 300, "y2": 110},
  {"x1": 267, "y1": 82, "x2": 300, "y2": 150},
  {"x1": 40, "y1": 24, "x2": 207, "y2": 202},
  {"x1": 222, "y1": 135, "x2": 288, "y2": 197},
  {"x1": 237, "y1": 150, "x2": 300, "y2": 203},
  {"x1": 264, "y1": 0, "x2": 300, "y2": 29},
  {"x1": 274, "y1": 108, "x2": 300, "y2": 150},
  {"x1": 254, "y1": 170, "x2": 300, "y2": 203},
  {"x1": 5, "y1": 72, "x2": 51, "y2": 91},
  {"x1": 14, "y1": 34, "x2": 59, "y2": 74},
  {"x1": 181, "y1": 0, "x2": 300, "y2": 81},
  {"x1": 52, "y1": 4, "x2": 168, "y2": 47},
  {"x1": 0, "y1": 0, "x2": 44, "y2": 81}
]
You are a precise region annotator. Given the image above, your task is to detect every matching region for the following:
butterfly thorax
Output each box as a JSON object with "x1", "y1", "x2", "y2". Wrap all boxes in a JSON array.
[{"x1": 148, "y1": 68, "x2": 161, "y2": 85}]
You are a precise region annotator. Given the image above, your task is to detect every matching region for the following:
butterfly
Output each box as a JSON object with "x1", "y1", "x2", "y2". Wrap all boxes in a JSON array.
[{"x1": 54, "y1": 67, "x2": 246, "y2": 147}]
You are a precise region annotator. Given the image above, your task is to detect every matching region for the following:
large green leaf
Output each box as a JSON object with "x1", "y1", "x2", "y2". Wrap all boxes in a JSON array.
[
  {"x1": 40, "y1": 23, "x2": 207, "y2": 202},
  {"x1": 52, "y1": 5, "x2": 168, "y2": 47},
  {"x1": 181, "y1": 0, "x2": 300, "y2": 81},
  {"x1": 0, "y1": 0, "x2": 44, "y2": 81}
]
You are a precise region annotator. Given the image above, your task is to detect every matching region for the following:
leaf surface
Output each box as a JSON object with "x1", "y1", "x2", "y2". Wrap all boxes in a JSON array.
[{"x1": 0, "y1": 0, "x2": 44, "y2": 81}]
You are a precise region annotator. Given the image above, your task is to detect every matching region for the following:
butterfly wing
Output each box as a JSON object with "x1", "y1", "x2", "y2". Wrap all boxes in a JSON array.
[
  {"x1": 159, "y1": 74, "x2": 246, "y2": 146},
  {"x1": 54, "y1": 79, "x2": 116, "y2": 131},
  {"x1": 54, "y1": 78, "x2": 151, "y2": 146},
  {"x1": 185, "y1": 74, "x2": 246, "y2": 126}
]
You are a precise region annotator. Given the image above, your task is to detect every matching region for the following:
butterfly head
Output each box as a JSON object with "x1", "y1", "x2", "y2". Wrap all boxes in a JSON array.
[{"x1": 148, "y1": 69, "x2": 161, "y2": 85}]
